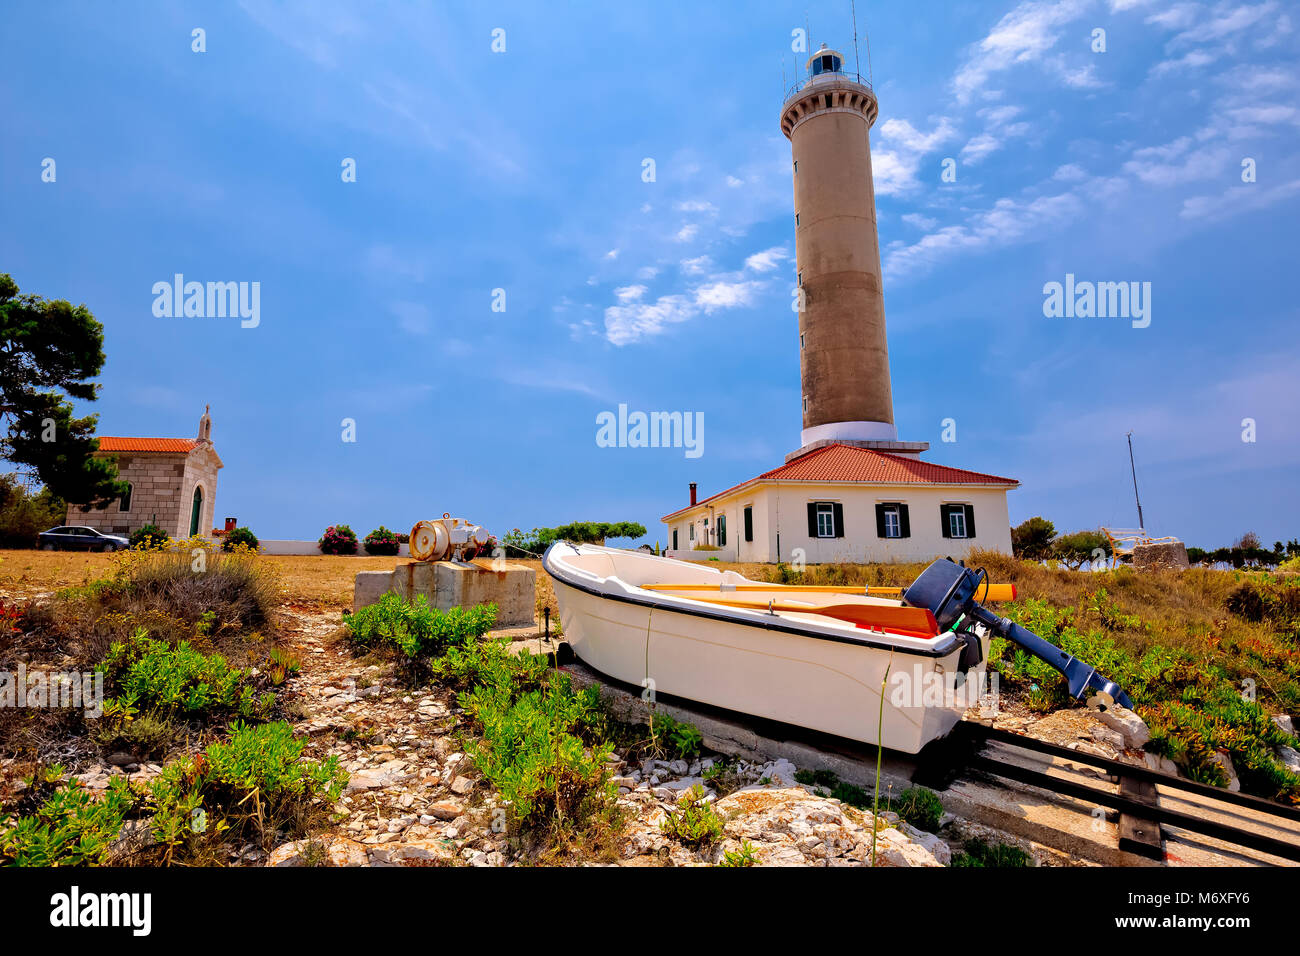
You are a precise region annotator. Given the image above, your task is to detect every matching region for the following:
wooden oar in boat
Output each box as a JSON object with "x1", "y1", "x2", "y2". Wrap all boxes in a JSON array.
[
  {"x1": 672, "y1": 594, "x2": 941, "y2": 638},
  {"x1": 644, "y1": 582, "x2": 1016, "y2": 602}
]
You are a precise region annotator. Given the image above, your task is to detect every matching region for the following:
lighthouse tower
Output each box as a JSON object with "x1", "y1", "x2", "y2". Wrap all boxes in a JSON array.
[{"x1": 780, "y1": 45, "x2": 926, "y2": 460}]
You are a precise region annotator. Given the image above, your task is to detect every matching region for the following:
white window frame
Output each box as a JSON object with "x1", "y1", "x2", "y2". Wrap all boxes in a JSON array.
[
  {"x1": 948, "y1": 508, "x2": 968, "y2": 539},
  {"x1": 815, "y1": 502, "x2": 835, "y2": 538},
  {"x1": 882, "y1": 505, "x2": 901, "y2": 539}
]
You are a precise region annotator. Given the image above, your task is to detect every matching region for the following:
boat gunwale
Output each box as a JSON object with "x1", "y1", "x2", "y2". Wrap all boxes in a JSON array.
[{"x1": 542, "y1": 542, "x2": 962, "y2": 660}]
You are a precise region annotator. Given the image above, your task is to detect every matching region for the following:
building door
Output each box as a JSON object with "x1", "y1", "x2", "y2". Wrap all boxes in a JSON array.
[{"x1": 190, "y1": 485, "x2": 203, "y2": 536}]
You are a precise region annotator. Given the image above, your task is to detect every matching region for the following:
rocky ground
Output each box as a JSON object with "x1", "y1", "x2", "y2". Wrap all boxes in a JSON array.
[
  {"x1": 57, "y1": 603, "x2": 1258, "y2": 868},
  {"x1": 259, "y1": 607, "x2": 981, "y2": 867}
]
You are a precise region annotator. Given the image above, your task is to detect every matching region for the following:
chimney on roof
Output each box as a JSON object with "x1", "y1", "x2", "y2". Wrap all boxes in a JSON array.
[{"x1": 689, "y1": 482, "x2": 697, "y2": 506}]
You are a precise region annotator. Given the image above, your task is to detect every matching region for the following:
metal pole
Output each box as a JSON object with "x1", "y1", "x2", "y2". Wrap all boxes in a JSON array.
[
  {"x1": 1127, "y1": 431, "x2": 1145, "y2": 530},
  {"x1": 852, "y1": 0, "x2": 861, "y2": 77}
]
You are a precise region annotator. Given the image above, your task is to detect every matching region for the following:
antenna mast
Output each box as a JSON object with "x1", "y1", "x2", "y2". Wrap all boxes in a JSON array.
[
  {"x1": 1127, "y1": 431, "x2": 1145, "y2": 530},
  {"x1": 852, "y1": 0, "x2": 861, "y2": 76}
]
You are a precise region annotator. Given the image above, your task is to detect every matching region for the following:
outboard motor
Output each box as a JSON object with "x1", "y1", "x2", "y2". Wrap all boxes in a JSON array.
[{"x1": 902, "y1": 558, "x2": 1134, "y2": 710}]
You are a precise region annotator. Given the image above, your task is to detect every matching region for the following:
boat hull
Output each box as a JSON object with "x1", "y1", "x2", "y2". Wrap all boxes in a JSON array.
[{"x1": 545, "y1": 545, "x2": 988, "y2": 754}]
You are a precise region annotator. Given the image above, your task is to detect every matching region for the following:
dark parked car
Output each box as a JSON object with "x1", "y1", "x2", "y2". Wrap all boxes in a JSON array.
[{"x1": 38, "y1": 526, "x2": 131, "y2": 552}]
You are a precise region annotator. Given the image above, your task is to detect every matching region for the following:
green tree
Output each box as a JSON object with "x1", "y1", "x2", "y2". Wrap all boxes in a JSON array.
[
  {"x1": 0, "y1": 274, "x2": 124, "y2": 505},
  {"x1": 1053, "y1": 530, "x2": 1110, "y2": 569},
  {"x1": 1010, "y1": 516, "x2": 1056, "y2": 561},
  {"x1": 0, "y1": 473, "x2": 66, "y2": 547}
]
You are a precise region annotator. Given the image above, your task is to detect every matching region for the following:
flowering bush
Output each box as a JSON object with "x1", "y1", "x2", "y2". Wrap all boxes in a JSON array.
[
  {"x1": 318, "y1": 524, "x2": 358, "y2": 555},
  {"x1": 363, "y1": 526, "x2": 401, "y2": 556},
  {"x1": 129, "y1": 524, "x2": 169, "y2": 549},
  {"x1": 221, "y1": 526, "x2": 259, "y2": 552},
  {"x1": 0, "y1": 600, "x2": 22, "y2": 635}
]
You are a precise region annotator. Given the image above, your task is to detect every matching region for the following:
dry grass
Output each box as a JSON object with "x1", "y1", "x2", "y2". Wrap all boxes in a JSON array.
[{"x1": 1, "y1": 549, "x2": 551, "y2": 614}]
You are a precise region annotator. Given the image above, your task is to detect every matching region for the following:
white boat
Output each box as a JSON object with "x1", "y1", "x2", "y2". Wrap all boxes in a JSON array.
[
  {"x1": 544, "y1": 543, "x2": 1134, "y2": 754},
  {"x1": 544, "y1": 543, "x2": 989, "y2": 753}
]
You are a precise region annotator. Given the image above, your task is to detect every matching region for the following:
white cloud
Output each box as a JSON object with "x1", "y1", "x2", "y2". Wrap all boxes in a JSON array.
[
  {"x1": 680, "y1": 255, "x2": 712, "y2": 275},
  {"x1": 1181, "y1": 177, "x2": 1300, "y2": 221},
  {"x1": 952, "y1": 0, "x2": 1090, "y2": 103},
  {"x1": 879, "y1": 117, "x2": 958, "y2": 153},
  {"x1": 390, "y1": 301, "x2": 432, "y2": 335},
  {"x1": 674, "y1": 200, "x2": 717, "y2": 213},
  {"x1": 1171, "y1": 0, "x2": 1277, "y2": 44},
  {"x1": 1151, "y1": 48, "x2": 1221, "y2": 76},
  {"x1": 674, "y1": 224, "x2": 699, "y2": 242},
  {"x1": 744, "y1": 247, "x2": 789, "y2": 272},
  {"x1": 604, "y1": 294, "x2": 697, "y2": 345},
  {"x1": 636, "y1": 265, "x2": 660, "y2": 280},
  {"x1": 604, "y1": 248, "x2": 619, "y2": 260},
  {"x1": 961, "y1": 133, "x2": 1003, "y2": 163},
  {"x1": 694, "y1": 280, "x2": 763, "y2": 313},
  {"x1": 884, "y1": 191, "x2": 1086, "y2": 281},
  {"x1": 613, "y1": 284, "x2": 646, "y2": 303},
  {"x1": 901, "y1": 212, "x2": 939, "y2": 230},
  {"x1": 726, "y1": 175, "x2": 744, "y2": 187},
  {"x1": 1053, "y1": 163, "x2": 1088, "y2": 181},
  {"x1": 1123, "y1": 139, "x2": 1231, "y2": 186},
  {"x1": 872, "y1": 117, "x2": 958, "y2": 195}
]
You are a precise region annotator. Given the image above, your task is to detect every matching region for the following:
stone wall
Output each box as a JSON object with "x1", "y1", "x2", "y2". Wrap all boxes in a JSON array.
[
  {"x1": 1133, "y1": 541, "x2": 1190, "y2": 570},
  {"x1": 180, "y1": 446, "x2": 221, "y2": 536},
  {"x1": 65, "y1": 453, "x2": 188, "y2": 536}
]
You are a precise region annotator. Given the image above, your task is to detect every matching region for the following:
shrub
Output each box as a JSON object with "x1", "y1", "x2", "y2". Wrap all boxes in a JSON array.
[
  {"x1": 318, "y1": 524, "x2": 358, "y2": 555},
  {"x1": 343, "y1": 593, "x2": 496, "y2": 659},
  {"x1": 659, "y1": 785, "x2": 724, "y2": 847},
  {"x1": 431, "y1": 635, "x2": 549, "y2": 693},
  {"x1": 503, "y1": 527, "x2": 559, "y2": 558},
  {"x1": 363, "y1": 526, "x2": 401, "y2": 556},
  {"x1": 460, "y1": 664, "x2": 612, "y2": 827},
  {"x1": 92, "y1": 711, "x2": 179, "y2": 760},
  {"x1": 951, "y1": 838, "x2": 1033, "y2": 867},
  {"x1": 221, "y1": 526, "x2": 258, "y2": 552},
  {"x1": 649, "y1": 712, "x2": 703, "y2": 758},
  {"x1": 1226, "y1": 579, "x2": 1300, "y2": 626},
  {"x1": 82, "y1": 541, "x2": 281, "y2": 642},
  {"x1": 129, "y1": 524, "x2": 170, "y2": 549},
  {"x1": 97, "y1": 627, "x2": 275, "y2": 723},
  {"x1": 147, "y1": 721, "x2": 346, "y2": 862},
  {"x1": 0, "y1": 774, "x2": 135, "y2": 866},
  {"x1": 718, "y1": 839, "x2": 757, "y2": 866},
  {"x1": 890, "y1": 786, "x2": 944, "y2": 832}
]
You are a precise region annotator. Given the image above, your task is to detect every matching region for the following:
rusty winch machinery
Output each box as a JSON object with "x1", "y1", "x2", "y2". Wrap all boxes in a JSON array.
[{"x1": 409, "y1": 514, "x2": 496, "y2": 562}]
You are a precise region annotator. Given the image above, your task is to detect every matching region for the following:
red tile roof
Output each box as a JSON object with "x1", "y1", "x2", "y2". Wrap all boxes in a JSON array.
[
  {"x1": 95, "y1": 437, "x2": 199, "y2": 454},
  {"x1": 663, "y1": 443, "x2": 1018, "y2": 520}
]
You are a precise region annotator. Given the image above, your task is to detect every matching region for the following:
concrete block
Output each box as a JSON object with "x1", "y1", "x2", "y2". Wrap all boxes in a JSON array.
[
  {"x1": 353, "y1": 571, "x2": 397, "y2": 614},
  {"x1": 353, "y1": 560, "x2": 535, "y2": 627}
]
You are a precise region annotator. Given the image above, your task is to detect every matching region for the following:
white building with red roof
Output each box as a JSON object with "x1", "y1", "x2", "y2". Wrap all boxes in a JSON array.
[
  {"x1": 662, "y1": 443, "x2": 1017, "y2": 564},
  {"x1": 661, "y1": 49, "x2": 1020, "y2": 563},
  {"x1": 64, "y1": 406, "x2": 222, "y2": 540}
]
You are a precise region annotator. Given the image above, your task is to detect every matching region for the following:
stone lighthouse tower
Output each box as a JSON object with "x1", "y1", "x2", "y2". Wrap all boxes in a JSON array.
[{"x1": 780, "y1": 45, "x2": 925, "y2": 460}]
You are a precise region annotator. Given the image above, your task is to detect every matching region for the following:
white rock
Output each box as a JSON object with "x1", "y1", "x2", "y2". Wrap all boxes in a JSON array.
[
  {"x1": 1095, "y1": 706, "x2": 1151, "y2": 749},
  {"x1": 1274, "y1": 714, "x2": 1296, "y2": 736},
  {"x1": 1143, "y1": 752, "x2": 1180, "y2": 777}
]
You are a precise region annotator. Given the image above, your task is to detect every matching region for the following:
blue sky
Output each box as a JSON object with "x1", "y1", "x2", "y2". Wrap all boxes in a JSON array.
[{"x1": 2, "y1": 0, "x2": 1297, "y2": 549}]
